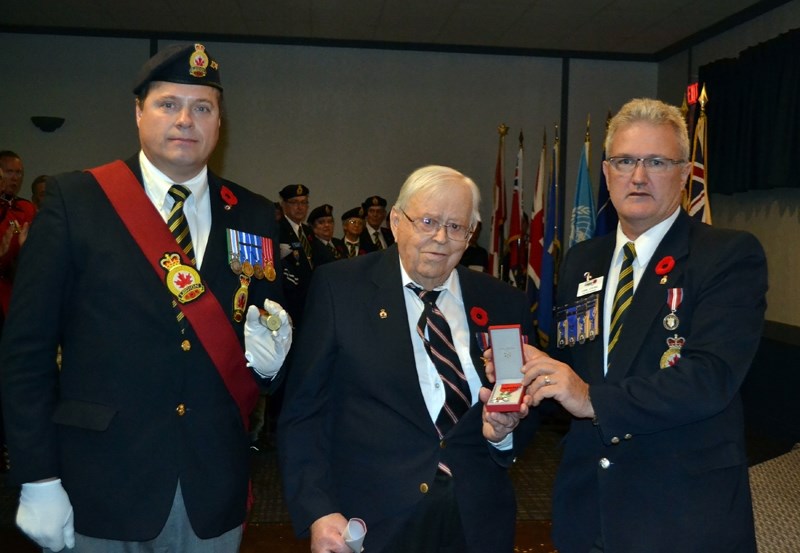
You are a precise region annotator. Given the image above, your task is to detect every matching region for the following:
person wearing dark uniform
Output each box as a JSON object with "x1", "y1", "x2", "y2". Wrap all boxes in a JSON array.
[
  {"x1": 308, "y1": 204, "x2": 347, "y2": 265},
  {"x1": 359, "y1": 195, "x2": 394, "y2": 253},
  {"x1": 278, "y1": 184, "x2": 314, "y2": 328},
  {"x1": 0, "y1": 43, "x2": 292, "y2": 553},
  {"x1": 341, "y1": 206, "x2": 367, "y2": 257}
]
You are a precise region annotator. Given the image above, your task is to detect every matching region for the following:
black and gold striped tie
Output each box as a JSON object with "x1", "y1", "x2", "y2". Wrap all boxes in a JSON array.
[
  {"x1": 167, "y1": 185, "x2": 195, "y2": 264},
  {"x1": 607, "y1": 241, "x2": 636, "y2": 368}
]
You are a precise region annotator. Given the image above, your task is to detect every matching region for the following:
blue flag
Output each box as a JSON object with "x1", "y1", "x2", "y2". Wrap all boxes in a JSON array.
[{"x1": 569, "y1": 140, "x2": 596, "y2": 246}]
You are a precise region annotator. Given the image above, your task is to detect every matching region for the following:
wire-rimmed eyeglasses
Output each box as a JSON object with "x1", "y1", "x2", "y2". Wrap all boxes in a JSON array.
[
  {"x1": 399, "y1": 208, "x2": 472, "y2": 242},
  {"x1": 606, "y1": 157, "x2": 687, "y2": 174}
]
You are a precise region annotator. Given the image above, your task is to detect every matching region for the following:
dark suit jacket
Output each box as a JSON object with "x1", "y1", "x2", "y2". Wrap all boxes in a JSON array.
[
  {"x1": 310, "y1": 236, "x2": 347, "y2": 266},
  {"x1": 551, "y1": 211, "x2": 766, "y2": 553},
  {"x1": 0, "y1": 157, "x2": 283, "y2": 540},
  {"x1": 278, "y1": 246, "x2": 538, "y2": 552},
  {"x1": 359, "y1": 225, "x2": 395, "y2": 253},
  {"x1": 279, "y1": 217, "x2": 315, "y2": 325}
]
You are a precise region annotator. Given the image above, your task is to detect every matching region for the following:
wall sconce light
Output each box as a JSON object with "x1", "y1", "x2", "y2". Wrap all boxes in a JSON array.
[{"x1": 31, "y1": 116, "x2": 65, "y2": 132}]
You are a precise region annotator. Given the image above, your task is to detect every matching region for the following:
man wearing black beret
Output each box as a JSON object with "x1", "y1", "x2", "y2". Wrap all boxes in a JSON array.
[
  {"x1": 359, "y1": 194, "x2": 395, "y2": 253},
  {"x1": 278, "y1": 183, "x2": 314, "y2": 327},
  {"x1": 0, "y1": 43, "x2": 291, "y2": 552}
]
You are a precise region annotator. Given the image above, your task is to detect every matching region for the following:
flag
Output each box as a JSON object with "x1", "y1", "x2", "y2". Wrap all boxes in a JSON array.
[
  {"x1": 595, "y1": 112, "x2": 617, "y2": 236},
  {"x1": 569, "y1": 119, "x2": 596, "y2": 246},
  {"x1": 489, "y1": 124, "x2": 509, "y2": 277},
  {"x1": 526, "y1": 130, "x2": 547, "y2": 320},
  {"x1": 506, "y1": 133, "x2": 524, "y2": 284},
  {"x1": 537, "y1": 127, "x2": 561, "y2": 350},
  {"x1": 685, "y1": 85, "x2": 712, "y2": 224}
]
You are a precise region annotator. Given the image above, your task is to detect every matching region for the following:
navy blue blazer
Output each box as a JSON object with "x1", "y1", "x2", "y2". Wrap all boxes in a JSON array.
[
  {"x1": 0, "y1": 157, "x2": 283, "y2": 540},
  {"x1": 278, "y1": 246, "x2": 538, "y2": 552},
  {"x1": 551, "y1": 211, "x2": 766, "y2": 553}
]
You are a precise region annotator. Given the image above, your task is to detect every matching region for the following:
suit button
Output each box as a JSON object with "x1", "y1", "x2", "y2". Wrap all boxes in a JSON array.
[
  {"x1": 599, "y1": 457, "x2": 611, "y2": 469},
  {"x1": 624, "y1": 433, "x2": 633, "y2": 440},
  {"x1": 176, "y1": 404, "x2": 186, "y2": 416},
  {"x1": 439, "y1": 440, "x2": 446, "y2": 449},
  {"x1": 611, "y1": 436, "x2": 620, "y2": 444},
  {"x1": 181, "y1": 340, "x2": 191, "y2": 352},
  {"x1": 419, "y1": 483, "x2": 429, "y2": 494}
]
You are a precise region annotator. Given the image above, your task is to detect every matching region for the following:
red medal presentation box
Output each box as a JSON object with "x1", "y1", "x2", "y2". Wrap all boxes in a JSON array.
[{"x1": 486, "y1": 324, "x2": 525, "y2": 412}]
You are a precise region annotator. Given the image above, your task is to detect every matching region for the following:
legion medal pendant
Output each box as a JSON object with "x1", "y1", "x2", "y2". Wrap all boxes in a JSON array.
[
  {"x1": 660, "y1": 334, "x2": 685, "y2": 369},
  {"x1": 232, "y1": 274, "x2": 251, "y2": 323}
]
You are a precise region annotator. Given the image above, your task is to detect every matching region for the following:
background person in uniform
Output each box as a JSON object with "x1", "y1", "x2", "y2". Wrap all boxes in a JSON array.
[
  {"x1": 340, "y1": 206, "x2": 367, "y2": 257},
  {"x1": 30, "y1": 174, "x2": 52, "y2": 209},
  {"x1": 512, "y1": 98, "x2": 767, "y2": 553},
  {"x1": 458, "y1": 218, "x2": 489, "y2": 272},
  {"x1": 308, "y1": 204, "x2": 346, "y2": 265},
  {"x1": 359, "y1": 194, "x2": 394, "y2": 252},
  {"x1": 279, "y1": 165, "x2": 538, "y2": 553},
  {"x1": 0, "y1": 43, "x2": 291, "y2": 552},
  {"x1": 278, "y1": 184, "x2": 314, "y2": 327}
]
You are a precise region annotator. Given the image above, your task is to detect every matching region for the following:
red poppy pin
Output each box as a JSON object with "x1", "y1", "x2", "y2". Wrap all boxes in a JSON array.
[
  {"x1": 220, "y1": 185, "x2": 238, "y2": 210},
  {"x1": 655, "y1": 255, "x2": 675, "y2": 284},
  {"x1": 470, "y1": 306, "x2": 489, "y2": 327}
]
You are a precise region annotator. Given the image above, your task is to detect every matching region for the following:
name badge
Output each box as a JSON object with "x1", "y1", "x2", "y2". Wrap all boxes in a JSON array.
[{"x1": 577, "y1": 276, "x2": 604, "y2": 297}]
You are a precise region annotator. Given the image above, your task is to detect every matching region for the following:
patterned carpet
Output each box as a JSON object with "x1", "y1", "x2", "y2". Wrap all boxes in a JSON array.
[{"x1": 749, "y1": 444, "x2": 800, "y2": 552}]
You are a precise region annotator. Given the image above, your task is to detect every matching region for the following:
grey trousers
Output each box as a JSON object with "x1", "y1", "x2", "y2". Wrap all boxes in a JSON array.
[{"x1": 47, "y1": 482, "x2": 244, "y2": 553}]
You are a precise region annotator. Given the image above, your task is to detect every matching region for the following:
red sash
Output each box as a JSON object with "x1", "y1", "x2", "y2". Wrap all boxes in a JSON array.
[{"x1": 88, "y1": 160, "x2": 258, "y2": 426}]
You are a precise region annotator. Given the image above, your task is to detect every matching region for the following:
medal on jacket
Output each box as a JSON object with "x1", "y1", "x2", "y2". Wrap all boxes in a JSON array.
[
  {"x1": 663, "y1": 288, "x2": 683, "y2": 330},
  {"x1": 227, "y1": 229, "x2": 277, "y2": 321},
  {"x1": 160, "y1": 253, "x2": 205, "y2": 304},
  {"x1": 232, "y1": 273, "x2": 251, "y2": 323},
  {"x1": 660, "y1": 334, "x2": 685, "y2": 368},
  {"x1": 555, "y1": 293, "x2": 599, "y2": 349}
]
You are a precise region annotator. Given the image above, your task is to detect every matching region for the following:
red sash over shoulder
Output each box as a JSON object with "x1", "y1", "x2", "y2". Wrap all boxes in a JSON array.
[{"x1": 88, "y1": 160, "x2": 258, "y2": 425}]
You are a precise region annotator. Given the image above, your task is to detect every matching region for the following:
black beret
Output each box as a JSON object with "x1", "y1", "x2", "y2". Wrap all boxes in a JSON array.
[
  {"x1": 341, "y1": 206, "x2": 365, "y2": 221},
  {"x1": 362, "y1": 195, "x2": 388, "y2": 209},
  {"x1": 307, "y1": 204, "x2": 334, "y2": 224},
  {"x1": 279, "y1": 184, "x2": 310, "y2": 200},
  {"x1": 132, "y1": 43, "x2": 222, "y2": 95}
]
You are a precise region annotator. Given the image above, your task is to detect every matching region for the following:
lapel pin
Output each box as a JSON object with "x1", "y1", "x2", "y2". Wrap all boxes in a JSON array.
[{"x1": 379, "y1": 309, "x2": 388, "y2": 319}]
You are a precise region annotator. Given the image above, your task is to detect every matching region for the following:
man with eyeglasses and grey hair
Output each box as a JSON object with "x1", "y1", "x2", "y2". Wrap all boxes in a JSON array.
[
  {"x1": 497, "y1": 98, "x2": 767, "y2": 552},
  {"x1": 278, "y1": 165, "x2": 539, "y2": 552}
]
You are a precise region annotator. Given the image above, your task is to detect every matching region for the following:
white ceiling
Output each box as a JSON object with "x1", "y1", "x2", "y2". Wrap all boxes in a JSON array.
[{"x1": 1, "y1": 0, "x2": 788, "y2": 58}]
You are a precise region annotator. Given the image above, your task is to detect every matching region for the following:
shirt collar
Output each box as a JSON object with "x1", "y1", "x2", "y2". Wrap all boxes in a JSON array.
[
  {"x1": 614, "y1": 206, "x2": 681, "y2": 269},
  {"x1": 399, "y1": 254, "x2": 463, "y2": 306},
  {"x1": 139, "y1": 150, "x2": 209, "y2": 212}
]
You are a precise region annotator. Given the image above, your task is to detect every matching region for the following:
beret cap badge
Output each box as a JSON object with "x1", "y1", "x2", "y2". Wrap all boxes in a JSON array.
[{"x1": 189, "y1": 44, "x2": 209, "y2": 78}]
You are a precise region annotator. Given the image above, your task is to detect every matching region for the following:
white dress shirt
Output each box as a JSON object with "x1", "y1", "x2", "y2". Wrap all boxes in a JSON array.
[
  {"x1": 139, "y1": 151, "x2": 212, "y2": 269},
  {"x1": 602, "y1": 207, "x2": 681, "y2": 373}
]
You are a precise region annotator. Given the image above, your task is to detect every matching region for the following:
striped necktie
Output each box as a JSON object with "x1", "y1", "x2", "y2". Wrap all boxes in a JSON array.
[
  {"x1": 346, "y1": 241, "x2": 357, "y2": 257},
  {"x1": 607, "y1": 241, "x2": 636, "y2": 368},
  {"x1": 167, "y1": 185, "x2": 195, "y2": 264},
  {"x1": 297, "y1": 226, "x2": 314, "y2": 268},
  {"x1": 372, "y1": 230, "x2": 384, "y2": 250},
  {"x1": 407, "y1": 284, "x2": 471, "y2": 438}
]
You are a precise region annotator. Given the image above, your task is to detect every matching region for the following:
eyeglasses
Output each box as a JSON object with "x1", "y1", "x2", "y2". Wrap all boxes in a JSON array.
[
  {"x1": 399, "y1": 208, "x2": 472, "y2": 242},
  {"x1": 606, "y1": 157, "x2": 686, "y2": 174},
  {"x1": 344, "y1": 219, "x2": 364, "y2": 226}
]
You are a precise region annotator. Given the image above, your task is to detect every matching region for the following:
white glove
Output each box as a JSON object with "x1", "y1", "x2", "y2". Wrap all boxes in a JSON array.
[
  {"x1": 244, "y1": 298, "x2": 292, "y2": 379},
  {"x1": 17, "y1": 479, "x2": 75, "y2": 551}
]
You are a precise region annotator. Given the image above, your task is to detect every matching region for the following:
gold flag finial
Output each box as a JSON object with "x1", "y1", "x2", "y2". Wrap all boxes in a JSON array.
[
  {"x1": 498, "y1": 123, "x2": 509, "y2": 137},
  {"x1": 585, "y1": 114, "x2": 591, "y2": 142},
  {"x1": 699, "y1": 85, "x2": 708, "y2": 111}
]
